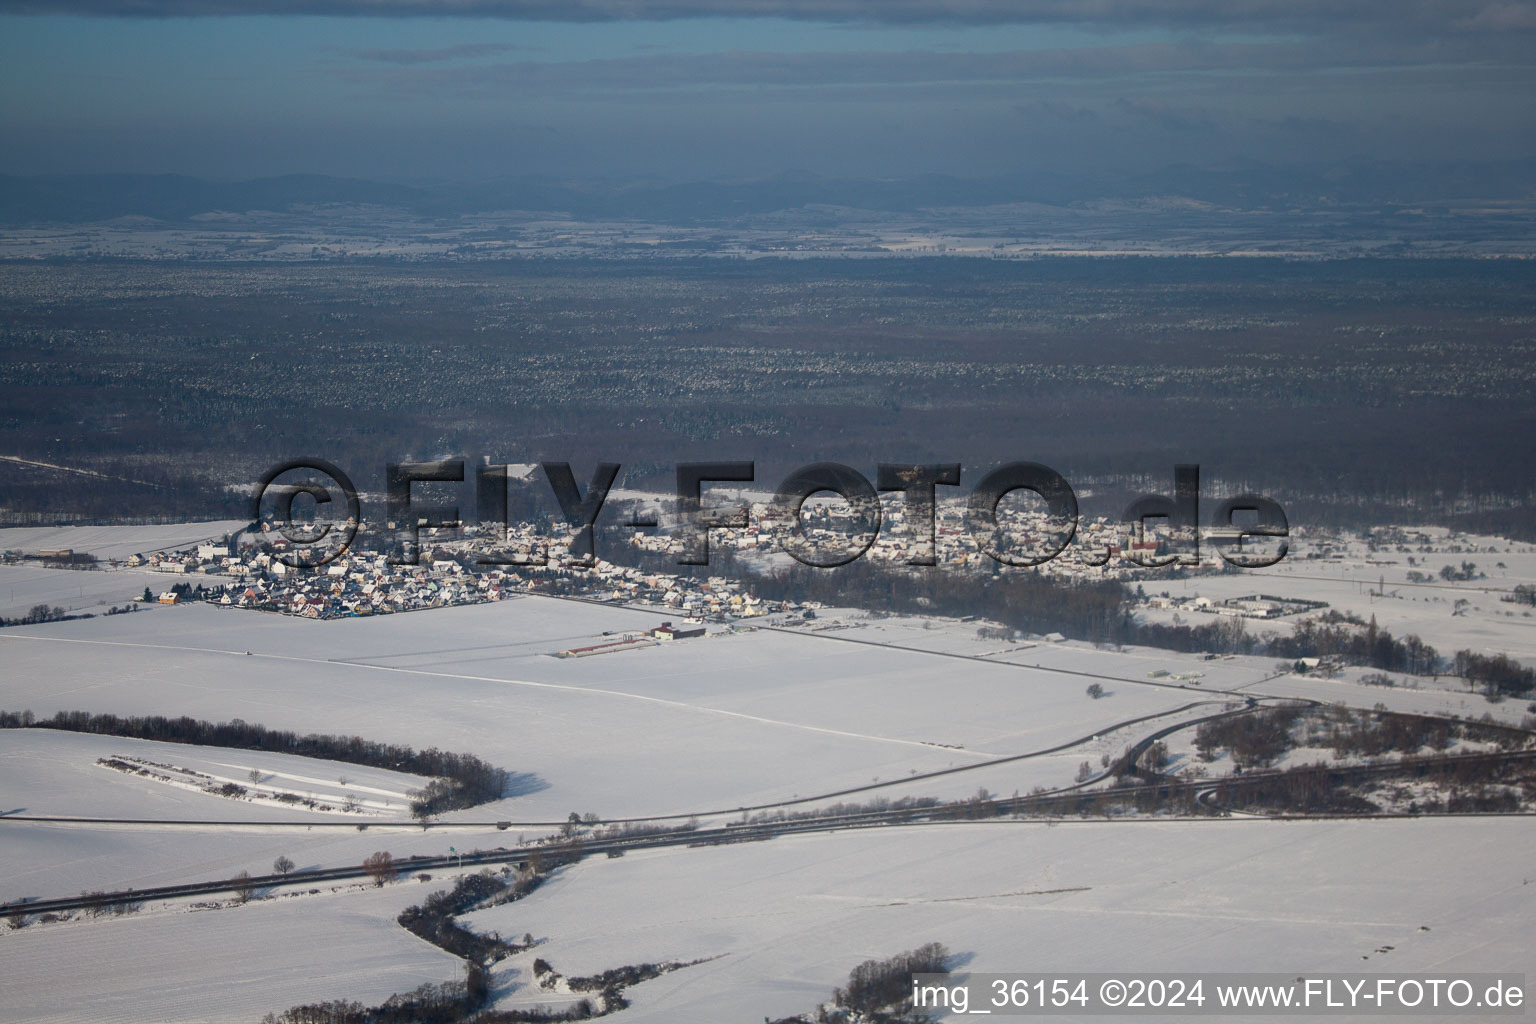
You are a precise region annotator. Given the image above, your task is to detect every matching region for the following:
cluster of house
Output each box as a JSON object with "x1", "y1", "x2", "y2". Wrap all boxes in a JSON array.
[
  {"x1": 136, "y1": 534, "x2": 803, "y2": 622},
  {"x1": 624, "y1": 497, "x2": 1169, "y2": 576}
]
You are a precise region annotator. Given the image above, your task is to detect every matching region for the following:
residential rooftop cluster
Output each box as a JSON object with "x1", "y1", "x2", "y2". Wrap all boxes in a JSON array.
[
  {"x1": 625, "y1": 494, "x2": 1184, "y2": 577},
  {"x1": 132, "y1": 527, "x2": 796, "y2": 622}
]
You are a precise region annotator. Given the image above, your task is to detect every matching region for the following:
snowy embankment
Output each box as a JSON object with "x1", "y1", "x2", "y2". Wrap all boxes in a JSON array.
[
  {"x1": 7, "y1": 818, "x2": 1531, "y2": 1024},
  {"x1": 2, "y1": 525, "x2": 1532, "y2": 1024},
  {"x1": 0, "y1": 521, "x2": 248, "y2": 561},
  {"x1": 1135, "y1": 529, "x2": 1536, "y2": 663},
  {"x1": 2, "y1": 876, "x2": 461, "y2": 1024},
  {"x1": 455, "y1": 817, "x2": 1532, "y2": 1024},
  {"x1": 0, "y1": 599, "x2": 1201, "y2": 828}
]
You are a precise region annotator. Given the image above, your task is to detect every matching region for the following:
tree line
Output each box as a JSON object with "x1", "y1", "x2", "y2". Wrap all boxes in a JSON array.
[
  {"x1": 769, "y1": 942, "x2": 953, "y2": 1024},
  {"x1": 696, "y1": 547, "x2": 1131, "y2": 644},
  {"x1": 0, "y1": 604, "x2": 79, "y2": 627},
  {"x1": 674, "y1": 548, "x2": 1481, "y2": 684},
  {"x1": 397, "y1": 870, "x2": 534, "y2": 965},
  {"x1": 268, "y1": 851, "x2": 685, "y2": 1024},
  {"x1": 0, "y1": 709, "x2": 509, "y2": 811},
  {"x1": 1453, "y1": 651, "x2": 1536, "y2": 698}
]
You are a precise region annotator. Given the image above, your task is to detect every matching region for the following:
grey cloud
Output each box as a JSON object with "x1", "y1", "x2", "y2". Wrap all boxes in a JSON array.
[
  {"x1": 351, "y1": 42, "x2": 533, "y2": 63},
  {"x1": 334, "y1": 37, "x2": 1536, "y2": 96},
  {"x1": 4, "y1": 0, "x2": 1536, "y2": 36},
  {"x1": 1259, "y1": 114, "x2": 1354, "y2": 135},
  {"x1": 1463, "y1": 1, "x2": 1536, "y2": 27},
  {"x1": 1113, "y1": 96, "x2": 1216, "y2": 133},
  {"x1": 1014, "y1": 99, "x2": 1101, "y2": 123}
]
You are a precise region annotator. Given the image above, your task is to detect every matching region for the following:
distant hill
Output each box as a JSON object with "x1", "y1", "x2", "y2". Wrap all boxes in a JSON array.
[
  {"x1": 1, "y1": 161, "x2": 1532, "y2": 227},
  {"x1": 0, "y1": 173, "x2": 428, "y2": 225}
]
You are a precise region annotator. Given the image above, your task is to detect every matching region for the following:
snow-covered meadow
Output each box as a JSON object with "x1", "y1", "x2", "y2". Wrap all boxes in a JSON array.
[
  {"x1": 1136, "y1": 528, "x2": 1536, "y2": 663},
  {"x1": 2, "y1": 533, "x2": 1533, "y2": 1024},
  {"x1": 3, "y1": 876, "x2": 462, "y2": 1024},
  {"x1": 0, "y1": 599, "x2": 1203, "y2": 828},
  {"x1": 0, "y1": 521, "x2": 247, "y2": 561},
  {"x1": 7, "y1": 817, "x2": 1532, "y2": 1024},
  {"x1": 463, "y1": 818, "x2": 1536, "y2": 1023}
]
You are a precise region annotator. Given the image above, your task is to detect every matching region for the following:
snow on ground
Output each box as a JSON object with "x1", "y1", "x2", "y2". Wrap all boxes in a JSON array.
[
  {"x1": 0, "y1": 595, "x2": 1216, "y2": 900},
  {"x1": 1225, "y1": 669, "x2": 1533, "y2": 725},
  {"x1": 0, "y1": 813, "x2": 526, "y2": 905},
  {"x1": 0, "y1": 563, "x2": 176, "y2": 619},
  {"x1": 773, "y1": 611, "x2": 1536, "y2": 727},
  {"x1": 2, "y1": 592, "x2": 1527, "y2": 900},
  {"x1": 1137, "y1": 529, "x2": 1536, "y2": 663},
  {"x1": 800, "y1": 698, "x2": 1245, "y2": 807},
  {"x1": 0, "y1": 521, "x2": 247, "y2": 560},
  {"x1": 0, "y1": 729, "x2": 424, "y2": 820},
  {"x1": 0, "y1": 600, "x2": 1198, "y2": 828},
  {"x1": 6, "y1": 816, "x2": 1533, "y2": 1023},
  {"x1": 1, "y1": 876, "x2": 460, "y2": 1024},
  {"x1": 0, "y1": 729, "x2": 507, "y2": 898},
  {"x1": 2, "y1": 525, "x2": 1533, "y2": 1023},
  {"x1": 1156, "y1": 726, "x2": 1513, "y2": 781},
  {"x1": 788, "y1": 610, "x2": 1277, "y2": 693},
  {"x1": 463, "y1": 818, "x2": 1536, "y2": 1024}
]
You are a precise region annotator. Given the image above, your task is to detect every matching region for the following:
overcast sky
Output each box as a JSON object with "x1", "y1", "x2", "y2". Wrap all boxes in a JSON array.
[{"x1": 2, "y1": 0, "x2": 1534, "y2": 181}]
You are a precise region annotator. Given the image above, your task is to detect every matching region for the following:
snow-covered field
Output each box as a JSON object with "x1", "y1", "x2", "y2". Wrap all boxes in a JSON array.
[
  {"x1": 0, "y1": 519, "x2": 249, "y2": 618},
  {"x1": 0, "y1": 590, "x2": 1209, "y2": 904},
  {"x1": 0, "y1": 521, "x2": 247, "y2": 560},
  {"x1": 0, "y1": 812, "x2": 513, "y2": 910},
  {"x1": 1, "y1": 582, "x2": 1527, "y2": 897},
  {"x1": 0, "y1": 600, "x2": 1202, "y2": 827},
  {"x1": 7, "y1": 818, "x2": 1531, "y2": 1024},
  {"x1": 770, "y1": 611, "x2": 1536, "y2": 727},
  {"x1": 2, "y1": 877, "x2": 462, "y2": 1024},
  {"x1": 474, "y1": 817, "x2": 1534, "y2": 1024},
  {"x1": 0, "y1": 729, "x2": 428, "y2": 821},
  {"x1": 3, "y1": 526, "x2": 1534, "y2": 1024},
  {"x1": 1138, "y1": 529, "x2": 1536, "y2": 663},
  {"x1": 0, "y1": 729, "x2": 498, "y2": 899},
  {"x1": 0, "y1": 564, "x2": 179, "y2": 619}
]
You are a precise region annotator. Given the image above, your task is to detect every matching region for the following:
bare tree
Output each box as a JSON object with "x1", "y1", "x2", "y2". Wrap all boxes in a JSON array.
[
  {"x1": 363, "y1": 851, "x2": 395, "y2": 887},
  {"x1": 273, "y1": 855, "x2": 295, "y2": 876},
  {"x1": 248, "y1": 768, "x2": 263, "y2": 786},
  {"x1": 80, "y1": 891, "x2": 109, "y2": 919},
  {"x1": 231, "y1": 870, "x2": 254, "y2": 903},
  {"x1": 1086, "y1": 683, "x2": 1106, "y2": 699},
  {"x1": 1075, "y1": 760, "x2": 1094, "y2": 783}
]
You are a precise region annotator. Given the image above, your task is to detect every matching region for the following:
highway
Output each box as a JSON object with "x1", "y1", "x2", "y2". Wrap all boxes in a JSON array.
[
  {"x1": 7, "y1": 745, "x2": 1534, "y2": 921},
  {"x1": 5, "y1": 604, "x2": 1532, "y2": 924},
  {"x1": 0, "y1": 696, "x2": 1262, "y2": 832}
]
